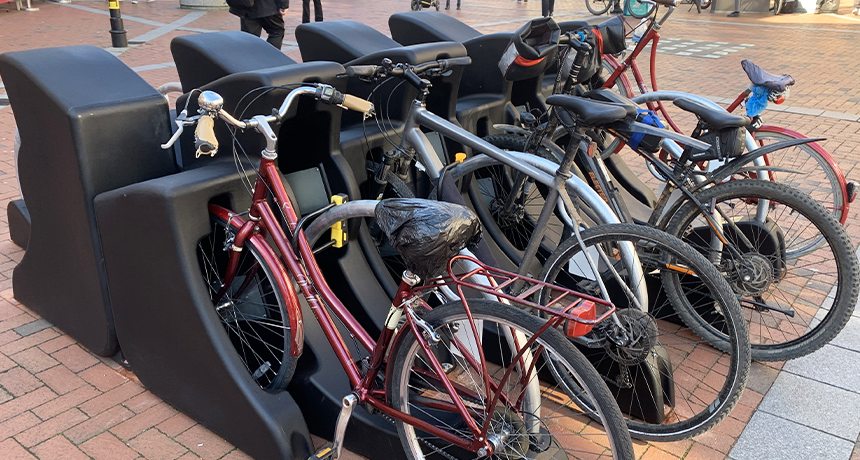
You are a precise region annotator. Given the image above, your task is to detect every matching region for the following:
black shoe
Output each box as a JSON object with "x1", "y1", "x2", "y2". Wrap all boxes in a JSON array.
[
  {"x1": 727, "y1": 10, "x2": 740, "y2": 16},
  {"x1": 610, "y1": 7, "x2": 623, "y2": 13}
]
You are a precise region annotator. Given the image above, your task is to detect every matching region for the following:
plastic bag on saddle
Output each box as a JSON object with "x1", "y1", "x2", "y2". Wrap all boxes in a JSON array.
[
  {"x1": 375, "y1": 199, "x2": 482, "y2": 281},
  {"x1": 498, "y1": 17, "x2": 560, "y2": 82}
]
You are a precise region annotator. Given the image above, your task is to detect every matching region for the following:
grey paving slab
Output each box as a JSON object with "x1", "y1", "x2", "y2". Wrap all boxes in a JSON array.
[
  {"x1": 12, "y1": 318, "x2": 53, "y2": 337},
  {"x1": 830, "y1": 314, "x2": 860, "y2": 352},
  {"x1": 783, "y1": 344, "x2": 860, "y2": 393},
  {"x1": 730, "y1": 412, "x2": 854, "y2": 460},
  {"x1": 758, "y1": 372, "x2": 860, "y2": 441}
]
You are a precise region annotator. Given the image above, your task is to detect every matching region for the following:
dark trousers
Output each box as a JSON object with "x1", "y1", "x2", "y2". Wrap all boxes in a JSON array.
[
  {"x1": 302, "y1": 0, "x2": 323, "y2": 23},
  {"x1": 541, "y1": 0, "x2": 554, "y2": 15},
  {"x1": 240, "y1": 15, "x2": 285, "y2": 49}
]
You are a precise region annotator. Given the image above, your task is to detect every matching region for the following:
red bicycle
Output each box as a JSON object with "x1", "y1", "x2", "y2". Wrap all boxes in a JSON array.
[
  {"x1": 599, "y1": 4, "x2": 853, "y2": 226},
  {"x1": 161, "y1": 83, "x2": 636, "y2": 460}
]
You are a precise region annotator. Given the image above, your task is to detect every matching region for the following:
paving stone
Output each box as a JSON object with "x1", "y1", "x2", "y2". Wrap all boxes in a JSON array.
[
  {"x1": 731, "y1": 412, "x2": 854, "y2": 460},
  {"x1": 745, "y1": 361, "x2": 781, "y2": 395},
  {"x1": 783, "y1": 344, "x2": 860, "y2": 393},
  {"x1": 11, "y1": 319, "x2": 52, "y2": 337},
  {"x1": 830, "y1": 314, "x2": 860, "y2": 352},
  {"x1": 758, "y1": 372, "x2": 860, "y2": 441},
  {"x1": 0, "y1": 438, "x2": 38, "y2": 460},
  {"x1": 31, "y1": 435, "x2": 91, "y2": 460}
]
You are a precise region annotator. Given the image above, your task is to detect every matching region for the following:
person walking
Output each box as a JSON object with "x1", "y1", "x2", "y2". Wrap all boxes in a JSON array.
[
  {"x1": 853, "y1": 0, "x2": 859, "y2": 14},
  {"x1": 229, "y1": 0, "x2": 288, "y2": 49},
  {"x1": 727, "y1": 0, "x2": 740, "y2": 16},
  {"x1": 445, "y1": 0, "x2": 460, "y2": 9},
  {"x1": 302, "y1": 0, "x2": 322, "y2": 23}
]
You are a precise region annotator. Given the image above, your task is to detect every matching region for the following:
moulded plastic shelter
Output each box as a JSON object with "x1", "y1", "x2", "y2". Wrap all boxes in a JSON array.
[{"x1": 0, "y1": 45, "x2": 180, "y2": 356}]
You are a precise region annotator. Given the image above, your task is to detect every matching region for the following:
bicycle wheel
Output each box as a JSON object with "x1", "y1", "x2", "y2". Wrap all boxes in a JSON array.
[
  {"x1": 389, "y1": 300, "x2": 636, "y2": 460},
  {"x1": 752, "y1": 129, "x2": 847, "y2": 227},
  {"x1": 474, "y1": 134, "x2": 573, "y2": 261},
  {"x1": 586, "y1": 0, "x2": 614, "y2": 15},
  {"x1": 665, "y1": 180, "x2": 858, "y2": 361},
  {"x1": 626, "y1": 0, "x2": 655, "y2": 18},
  {"x1": 539, "y1": 224, "x2": 750, "y2": 440},
  {"x1": 699, "y1": 0, "x2": 712, "y2": 7},
  {"x1": 197, "y1": 213, "x2": 296, "y2": 390}
]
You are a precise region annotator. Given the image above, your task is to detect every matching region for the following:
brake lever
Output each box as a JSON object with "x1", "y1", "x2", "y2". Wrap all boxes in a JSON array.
[{"x1": 160, "y1": 110, "x2": 201, "y2": 150}]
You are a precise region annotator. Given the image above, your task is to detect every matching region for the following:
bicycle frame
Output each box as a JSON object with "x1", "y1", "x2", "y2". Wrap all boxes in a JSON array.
[
  {"x1": 208, "y1": 154, "x2": 525, "y2": 452},
  {"x1": 396, "y1": 97, "x2": 648, "y2": 307},
  {"x1": 599, "y1": 10, "x2": 851, "y2": 223}
]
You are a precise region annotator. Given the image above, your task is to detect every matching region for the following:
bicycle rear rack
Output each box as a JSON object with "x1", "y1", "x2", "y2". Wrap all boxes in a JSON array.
[{"x1": 417, "y1": 255, "x2": 616, "y2": 338}]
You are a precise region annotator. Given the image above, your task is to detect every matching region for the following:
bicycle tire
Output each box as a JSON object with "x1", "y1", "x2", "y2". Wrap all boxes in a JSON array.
[
  {"x1": 665, "y1": 180, "x2": 858, "y2": 361},
  {"x1": 197, "y1": 213, "x2": 297, "y2": 390},
  {"x1": 539, "y1": 224, "x2": 750, "y2": 440},
  {"x1": 699, "y1": 0, "x2": 712, "y2": 7},
  {"x1": 388, "y1": 300, "x2": 636, "y2": 460},
  {"x1": 753, "y1": 129, "x2": 847, "y2": 228},
  {"x1": 626, "y1": 0, "x2": 655, "y2": 18},
  {"x1": 586, "y1": 0, "x2": 614, "y2": 15}
]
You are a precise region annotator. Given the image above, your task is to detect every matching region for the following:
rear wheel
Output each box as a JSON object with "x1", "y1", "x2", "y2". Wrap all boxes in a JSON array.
[
  {"x1": 389, "y1": 300, "x2": 636, "y2": 460},
  {"x1": 665, "y1": 180, "x2": 858, "y2": 361},
  {"x1": 197, "y1": 213, "x2": 296, "y2": 390},
  {"x1": 540, "y1": 224, "x2": 750, "y2": 440},
  {"x1": 626, "y1": 0, "x2": 655, "y2": 18}
]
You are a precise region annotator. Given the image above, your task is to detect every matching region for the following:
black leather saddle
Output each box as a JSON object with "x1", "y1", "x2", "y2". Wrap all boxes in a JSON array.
[
  {"x1": 741, "y1": 60, "x2": 795, "y2": 92},
  {"x1": 546, "y1": 94, "x2": 636, "y2": 127},
  {"x1": 673, "y1": 98, "x2": 750, "y2": 130}
]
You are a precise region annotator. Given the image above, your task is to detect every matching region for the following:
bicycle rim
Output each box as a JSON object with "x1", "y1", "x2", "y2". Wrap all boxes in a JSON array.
[
  {"x1": 752, "y1": 129, "x2": 846, "y2": 233},
  {"x1": 539, "y1": 224, "x2": 750, "y2": 440},
  {"x1": 197, "y1": 215, "x2": 295, "y2": 390},
  {"x1": 389, "y1": 301, "x2": 635, "y2": 460},
  {"x1": 586, "y1": 0, "x2": 614, "y2": 14},
  {"x1": 666, "y1": 180, "x2": 858, "y2": 361}
]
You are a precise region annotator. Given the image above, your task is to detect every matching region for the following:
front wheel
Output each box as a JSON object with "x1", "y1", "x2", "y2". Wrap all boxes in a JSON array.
[
  {"x1": 197, "y1": 212, "x2": 296, "y2": 390},
  {"x1": 540, "y1": 224, "x2": 750, "y2": 440},
  {"x1": 388, "y1": 300, "x2": 636, "y2": 460},
  {"x1": 586, "y1": 0, "x2": 614, "y2": 15},
  {"x1": 665, "y1": 180, "x2": 859, "y2": 361},
  {"x1": 626, "y1": 0, "x2": 655, "y2": 18}
]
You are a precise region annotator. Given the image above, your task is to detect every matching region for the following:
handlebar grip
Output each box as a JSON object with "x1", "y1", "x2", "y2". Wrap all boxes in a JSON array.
[
  {"x1": 195, "y1": 115, "x2": 218, "y2": 157},
  {"x1": 441, "y1": 56, "x2": 472, "y2": 68},
  {"x1": 341, "y1": 94, "x2": 375, "y2": 116},
  {"x1": 346, "y1": 65, "x2": 378, "y2": 77}
]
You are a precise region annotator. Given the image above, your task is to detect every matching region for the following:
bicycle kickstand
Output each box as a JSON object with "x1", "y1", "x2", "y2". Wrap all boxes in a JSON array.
[{"x1": 309, "y1": 394, "x2": 359, "y2": 460}]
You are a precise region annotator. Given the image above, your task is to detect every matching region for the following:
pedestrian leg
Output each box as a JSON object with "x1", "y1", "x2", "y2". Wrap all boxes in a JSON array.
[
  {"x1": 313, "y1": 0, "x2": 323, "y2": 20},
  {"x1": 260, "y1": 14, "x2": 285, "y2": 49},
  {"x1": 302, "y1": 0, "x2": 310, "y2": 23},
  {"x1": 240, "y1": 17, "x2": 264, "y2": 38}
]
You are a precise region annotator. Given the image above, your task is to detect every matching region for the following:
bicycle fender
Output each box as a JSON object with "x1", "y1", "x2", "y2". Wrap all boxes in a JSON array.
[
  {"x1": 708, "y1": 137, "x2": 826, "y2": 185},
  {"x1": 209, "y1": 204, "x2": 305, "y2": 359}
]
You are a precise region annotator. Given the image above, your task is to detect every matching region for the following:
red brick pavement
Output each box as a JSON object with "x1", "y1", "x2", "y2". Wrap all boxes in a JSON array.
[{"x1": 0, "y1": 0, "x2": 859, "y2": 459}]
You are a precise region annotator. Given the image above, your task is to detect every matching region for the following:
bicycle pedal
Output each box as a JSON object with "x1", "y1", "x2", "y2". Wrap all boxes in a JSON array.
[{"x1": 309, "y1": 445, "x2": 336, "y2": 460}]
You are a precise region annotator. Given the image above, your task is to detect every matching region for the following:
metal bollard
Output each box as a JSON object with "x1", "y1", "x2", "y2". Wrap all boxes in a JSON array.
[{"x1": 108, "y1": 0, "x2": 128, "y2": 48}]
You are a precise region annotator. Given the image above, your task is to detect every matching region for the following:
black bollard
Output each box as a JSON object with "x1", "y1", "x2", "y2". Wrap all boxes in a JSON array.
[{"x1": 108, "y1": 0, "x2": 128, "y2": 48}]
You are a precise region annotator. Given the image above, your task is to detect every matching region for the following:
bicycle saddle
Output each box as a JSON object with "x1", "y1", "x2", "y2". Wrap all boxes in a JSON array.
[
  {"x1": 673, "y1": 98, "x2": 750, "y2": 130},
  {"x1": 581, "y1": 88, "x2": 639, "y2": 113},
  {"x1": 546, "y1": 94, "x2": 635, "y2": 127},
  {"x1": 375, "y1": 199, "x2": 482, "y2": 280},
  {"x1": 741, "y1": 60, "x2": 795, "y2": 92}
]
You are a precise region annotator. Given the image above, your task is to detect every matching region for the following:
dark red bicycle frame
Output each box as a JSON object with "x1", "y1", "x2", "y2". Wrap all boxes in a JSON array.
[
  {"x1": 206, "y1": 155, "x2": 611, "y2": 454},
  {"x1": 599, "y1": 22, "x2": 850, "y2": 223}
]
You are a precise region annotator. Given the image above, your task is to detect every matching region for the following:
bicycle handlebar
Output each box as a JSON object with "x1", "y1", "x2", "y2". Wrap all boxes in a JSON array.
[
  {"x1": 161, "y1": 84, "x2": 375, "y2": 152},
  {"x1": 344, "y1": 56, "x2": 473, "y2": 80}
]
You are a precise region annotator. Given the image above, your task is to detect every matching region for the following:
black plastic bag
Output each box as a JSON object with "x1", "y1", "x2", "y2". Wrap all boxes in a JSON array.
[
  {"x1": 375, "y1": 199, "x2": 482, "y2": 281},
  {"x1": 498, "y1": 17, "x2": 560, "y2": 82}
]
